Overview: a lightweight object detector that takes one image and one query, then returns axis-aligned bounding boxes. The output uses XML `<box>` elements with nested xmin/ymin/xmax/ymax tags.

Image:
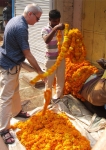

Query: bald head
<box><xmin>23</xmin><ymin>3</ymin><xmax>42</xmax><ymax>25</ymax></box>
<box><xmin>24</xmin><ymin>3</ymin><xmax>42</xmax><ymax>15</ymax></box>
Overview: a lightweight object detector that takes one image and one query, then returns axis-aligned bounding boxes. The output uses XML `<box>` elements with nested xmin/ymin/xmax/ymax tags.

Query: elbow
<box><xmin>45</xmin><ymin>41</ymin><xmax>49</xmax><ymax>44</ymax></box>
<box><xmin>45</xmin><ymin>39</ymin><xmax>50</xmax><ymax>44</ymax></box>
<box><xmin>43</xmin><ymin>35</ymin><xmax>50</xmax><ymax>44</ymax></box>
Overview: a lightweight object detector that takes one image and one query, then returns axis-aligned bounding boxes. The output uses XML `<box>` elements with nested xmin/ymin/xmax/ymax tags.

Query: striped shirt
<box><xmin>0</xmin><ymin>15</ymin><xmax>29</xmax><ymax>70</ymax></box>
<box><xmin>41</xmin><ymin>23</ymin><xmax>58</xmax><ymax>59</ymax></box>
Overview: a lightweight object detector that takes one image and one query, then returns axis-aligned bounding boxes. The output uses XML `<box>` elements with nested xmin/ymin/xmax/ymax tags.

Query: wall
<box><xmin>0</xmin><ymin>7</ymin><xmax>3</xmax><ymax>20</ymax></box>
<box><xmin>82</xmin><ymin>0</ymin><xmax>106</xmax><ymax>67</ymax></box>
<box><xmin>73</xmin><ymin>0</ymin><xmax>82</xmax><ymax>31</ymax></box>
<box><xmin>54</xmin><ymin>0</ymin><xmax>73</xmax><ymax>29</ymax></box>
<box><xmin>53</xmin><ymin>0</ymin><xmax>82</xmax><ymax>31</ymax></box>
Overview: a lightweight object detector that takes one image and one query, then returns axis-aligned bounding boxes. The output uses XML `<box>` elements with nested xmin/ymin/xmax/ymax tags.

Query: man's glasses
<box><xmin>32</xmin><ymin>13</ymin><xmax>40</xmax><ymax>21</ymax></box>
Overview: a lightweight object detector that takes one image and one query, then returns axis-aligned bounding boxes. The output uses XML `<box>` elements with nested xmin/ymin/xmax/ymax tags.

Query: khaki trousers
<box><xmin>0</xmin><ymin>66</ymin><xmax>21</xmax><ymax>131</ymax></box>
<box><xmin>45</xmin><ymin>59</ymin><xmax>65</xmax><ymax>99</ymax></box>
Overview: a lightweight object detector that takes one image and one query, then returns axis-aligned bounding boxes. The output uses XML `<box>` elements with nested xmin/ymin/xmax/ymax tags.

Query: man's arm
<box><xmin>23</xmin><ymin>49</ymin><xmax>43</xmax><ymax>74</ymax></box>
<box><xmin>43</xmin><ymin>23</ymin><xmax>65</xmax><ymax>44</ymax></box>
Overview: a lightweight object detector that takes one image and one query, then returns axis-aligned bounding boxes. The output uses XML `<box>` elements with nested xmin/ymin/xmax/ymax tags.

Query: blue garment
<box><xmin>0</xmin><ymin>15</ymin><xmax>30</xmax><ymax>70</ymax></box>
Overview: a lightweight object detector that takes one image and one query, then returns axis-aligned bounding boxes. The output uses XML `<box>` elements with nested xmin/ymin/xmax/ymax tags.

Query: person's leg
<box><xmin>54</xmin><ymin>59</ymin><xmax>65</xmax><ymax>99</ymax></box>
<box><xmin>0</xmin><ymin>66</ymin><xmax>20</xmax><ymax>143</ymax></box>
<box><xmin>12</xmin><ymin>66</ymin><xmax>21</xmax><ymax>117</ymax></box>
<box><xmin>11</xmin><ymin>66</ymin><xmax>30</xmax><ymax>118</ymax></box>
<box><xmin>0</xmin><ymin>66</ymin><xmax>21</xmax><ymax>131</ymax></box>
<box><xmin>44</xmin><ymin>60</ymin><xmax>56</xmax><ymax>100</ymax></box>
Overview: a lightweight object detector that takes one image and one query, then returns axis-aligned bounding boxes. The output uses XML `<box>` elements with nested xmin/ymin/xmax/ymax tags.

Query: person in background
<box><xmin>41</xmin><ymin>9</ymin><xmax>65</xmax><ymax>103</ymax></box>
<box><xmin>2</xmin><ymin>0</ymin><xmax>12</xmax><ymax>28</ymax></box>
<box><xmin>0</xmin><ymin>3</ymin><xmax>43</xmax><ymax>144</ymax></box>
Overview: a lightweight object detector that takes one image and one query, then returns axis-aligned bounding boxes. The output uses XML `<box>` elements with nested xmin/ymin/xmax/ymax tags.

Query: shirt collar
<box><xmin>22</xmin><ymin>15</ymin><xmax>28</xmax><ymax>28</ymax></box>
<box><xmin>47</xmin><ymin>23</ymin><xmax>52</xmax><ymax>30</ymax></box>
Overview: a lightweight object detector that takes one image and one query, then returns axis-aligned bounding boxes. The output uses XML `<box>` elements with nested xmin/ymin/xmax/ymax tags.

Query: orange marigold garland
<box><xmin>64</xmin><ymin>29</ymin><xmax>98</xmax><ymax>100</ymax></box>
<box><xmin>67</xmin><ymin>29</ymin><xmax>86</xmax><ymax>63</ymax></box>
<box><xmin>64</xmin><ymin>60</ymin><xmax>98</xmax><ymax>100</ymax></box>
<box><xmin>30</xmin><ymin>23</ymin><xmax>70</xmax><ymax>85</ymax></box>
<box><xmin>56</xmin><ymin>26</ymin><xmax>98</xmax><ymax>100</ymax></box>
<box><xmin>57</xmin><ymin>30</ymin><xmax>62</xmax><ymax>53</ymax></box>
<box><xmin>42</xmin><ymin>88</ymin><xmax>51</xmax><ymax>115</ymax></box>
<box><xmin>11</xmin><ymin>110</ymin><xmax>91</xmax><ymax>150</ymax></box>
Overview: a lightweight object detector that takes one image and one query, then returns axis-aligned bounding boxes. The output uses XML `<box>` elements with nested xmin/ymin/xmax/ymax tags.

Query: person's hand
<box><xmin>42</xmin><ymin>77</ymin><xmax>47</xmax><ymax>83</ymax></box>
<box><xmin>38</xmin><ymin>70</ymin><xmax>47</xmax><ymax>83</ymax></box>
<box><xmin>54</xmin><ymin>23</ymin><xmax>65</xmax><ymax>31</ymax></box>
<box><xmin>38</xmin><ymin>70</ymin><xmax>44</xmax><ymax>74</ymax></box>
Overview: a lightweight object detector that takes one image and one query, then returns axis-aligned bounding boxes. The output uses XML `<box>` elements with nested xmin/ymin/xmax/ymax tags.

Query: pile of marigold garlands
<box><xmin>10</xmin><ymin>89</ymin><xmax>91</xmax><ymax>149</ymax></box>
<box><xmin>11</xmin><ymin>110</ymin><xmax>91</xmax><ymax>150</ymax></box>
<box><xmin>30</xmin><ymin>23</ymin><xmax>98</xmax><ymax>100</ymax></box>
<box><xmin>63</xmin><ymin>27</ymin><xmax>98</xmax><ymax>100</ymax></box>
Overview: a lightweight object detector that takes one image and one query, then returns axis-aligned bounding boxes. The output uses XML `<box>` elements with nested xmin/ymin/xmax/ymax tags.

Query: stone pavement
<box><xmin>19</xmin><ymin>68</ymin><xmax>45</xmax><ymax>111</ymax></box>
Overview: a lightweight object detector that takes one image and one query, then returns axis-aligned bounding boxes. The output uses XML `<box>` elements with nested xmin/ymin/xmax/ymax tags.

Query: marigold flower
<box><xmin>11</xmin><ymin>110</ymin><xmax>91</xmax><ymax>150</ymax></box>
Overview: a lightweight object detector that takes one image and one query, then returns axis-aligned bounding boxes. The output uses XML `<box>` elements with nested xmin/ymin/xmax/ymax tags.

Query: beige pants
<box><xmin>0</xmin><ymin>66</ymin><xmax>21</xmax><ymax>131</ymax></box>
<box><xmin>45</xmin><ymin>59</ymin><xmax>65</xmax><ymax>99</ymax></box>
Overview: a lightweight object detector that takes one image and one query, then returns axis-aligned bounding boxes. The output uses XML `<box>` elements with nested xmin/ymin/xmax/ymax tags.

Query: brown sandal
<box><xmin>0</xmin><ymin>129</ymin><xmax>15</xmax><ymax>144</ymax></box>
<box><xmin>15</xmin><ymin>110</ymin><xmax>30</xmax><ymax>118</ymax></box>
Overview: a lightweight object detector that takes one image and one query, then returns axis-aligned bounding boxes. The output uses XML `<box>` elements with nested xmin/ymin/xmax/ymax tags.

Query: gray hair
<box><xmin>24</xmin><ymin>3</ymin><xmax>42</xmax><ymax>14</ymax></box>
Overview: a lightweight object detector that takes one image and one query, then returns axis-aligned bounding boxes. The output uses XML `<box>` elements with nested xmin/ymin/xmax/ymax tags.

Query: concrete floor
<box><xmin>19</xmin><ymin>68</ymin><xmax>45</xmax><ymax>111</ymax></box>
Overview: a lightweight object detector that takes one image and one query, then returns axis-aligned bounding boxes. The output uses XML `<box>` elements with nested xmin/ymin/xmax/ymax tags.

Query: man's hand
<box><xmin>39</xmin><ymin>70</ymin><xmax>47</xmax><ymax>83</ymax></box>
<box><xmin>38</xmin><ymin>70</ymin><xmax>44</xmax><ymax>74</ymax></box>
<box><xmin>54</xmin><ymin>23</ymin><xmax>65</xmax><ymax>31</ymax></box>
